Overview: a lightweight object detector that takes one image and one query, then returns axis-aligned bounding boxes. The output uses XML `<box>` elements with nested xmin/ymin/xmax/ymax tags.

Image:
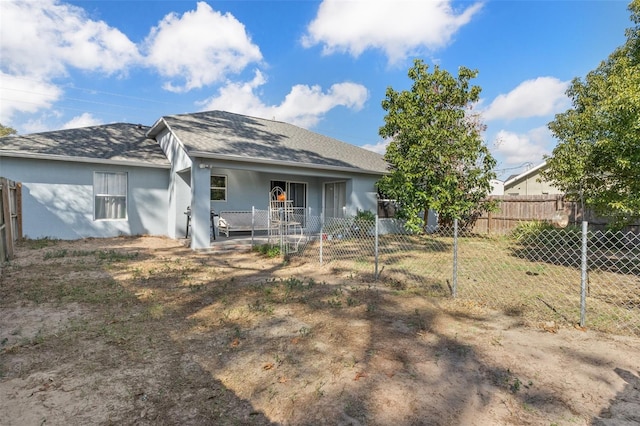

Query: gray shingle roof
<box><xmin>0</xmin><ymin>123</ymin><xmax>169</xmax><ymax>166</ymax></box>
<box><xmin>151</xmin><ymin>110</ymin><xmax>388</xmax><ymax>174</ymax></box>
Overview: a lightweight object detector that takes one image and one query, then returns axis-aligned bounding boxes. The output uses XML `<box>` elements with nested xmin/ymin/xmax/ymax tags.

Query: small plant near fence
<box><xmin>253</xmin><ymin>243</ymin><xmax>281</xmax><ymax>258</ymax></box>
<box><xmin>510</xmin><ymin>220</ymin><xmax>582</xmax><ymax>246</ymax></box>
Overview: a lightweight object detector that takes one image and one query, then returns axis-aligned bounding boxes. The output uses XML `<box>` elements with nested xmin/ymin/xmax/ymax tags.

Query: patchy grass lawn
<box><xmin>1</xmin><ymin>236</ymin><xmax>639</xmax><ymax>425</ymax></box>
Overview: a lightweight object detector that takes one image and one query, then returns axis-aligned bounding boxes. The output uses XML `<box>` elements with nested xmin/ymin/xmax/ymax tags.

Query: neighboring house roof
<box><xmin>147</xmin><ymin>110</ymin><xmax>388</xmax><ymax>174</ymax></box>
<box><xmin>504</xmin><ymin>161</ymin><xmax>548</xmax><ymax>188</ymax></box>
<box><xmin>0</xmin><ymin>123</ymin><xmax>170</xmax><ymax>168</ymax></box>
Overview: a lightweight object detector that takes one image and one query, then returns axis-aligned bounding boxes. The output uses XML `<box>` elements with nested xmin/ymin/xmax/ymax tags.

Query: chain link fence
<box><xmin>283</xmin><ymin>215</ymin><xmax>639</xmax><ymax>337</ymax></box>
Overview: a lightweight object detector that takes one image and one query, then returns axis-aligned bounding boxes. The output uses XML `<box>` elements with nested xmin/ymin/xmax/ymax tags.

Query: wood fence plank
<box><xmin>16</xmin><ymin>182</ymin><xmax>22</xmax><ymax>238</ymax></box>
<box><xmin>1</xmin><ymin>177</ymin><xmax>14</xmax><ymax>260</ymax></box>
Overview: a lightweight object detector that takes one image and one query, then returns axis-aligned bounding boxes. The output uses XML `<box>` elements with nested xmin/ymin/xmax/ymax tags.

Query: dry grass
<box><xmin>314</xmin><ymin>232</ymin><xmax>639</xmax><ymax>337</ymax></box>
<box><xmin>1</xmin><ymin>235</ymin><xmax>639</xmax><ymax>425</ymax></box>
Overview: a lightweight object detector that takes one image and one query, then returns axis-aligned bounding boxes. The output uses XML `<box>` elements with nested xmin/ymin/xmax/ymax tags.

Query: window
<box><xmin>210</xmin><ymin>175</ymin><xmax>227</xmax><ymax>201</ymax></box>
<box><xmin>94</xmin><ymin>172</ymin><xmax>127</xmax><ymax>220</ymax></box>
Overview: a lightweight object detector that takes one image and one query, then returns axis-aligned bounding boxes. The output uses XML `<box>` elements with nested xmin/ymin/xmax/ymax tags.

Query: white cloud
<box><xmin>0</xmin><ymin>0</ymin><xmax>139</xmax><ymax>126</ymax></box>
<box><xmin>62</xmin><ymin>113</ymin><xmax>103</xmax><ymax>129</ymax></box>
<box><xmin>22</xmin><ymin>118</ymin><xmax>55</xmax><ymax>134</ymax></box>
<box><xmin>143</xmin><ymin>2</ymin><xmax>263</xmax><ymax>93</ymax></box>
<box><xmin>302</xmin><ymin>0</ymin><xmax>482</xmax><ymax>63</ymax></box>
<box><xmin>0</xmin><ymin>73</ymin><xmax>62</xmax><ymax>123</ymax></box>
<box><xmin>483</xmin><ymin>77</ymin><xmax>570</xmax><ymax>121</ymax></box>
<box><xmin>199</xmin><ymin>71</ymin><xmax>369</xmax><ymax>128</ymax></box>
<box><xmin>361</xmin><ymin>139</ymin><xmax>390</xmax><ymax>155</ymax></box>
<box><xmin>0</xmin><ymin>0</ymin><xmax>140</xmax><ymax>79</ymax></box>
<box><xmin>493</xmin><ymin>127</ymin><xmax>552</xmax><ymax>167</ymax></box>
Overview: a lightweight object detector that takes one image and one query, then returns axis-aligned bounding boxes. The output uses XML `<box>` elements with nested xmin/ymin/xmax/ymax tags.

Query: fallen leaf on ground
<box><xmin>354</xmin><ymin>371</ymin><xmax>366</xmax><ymax>381</ymax></box>
<box><xmin>263</xmin><ymin>362</ymin><xmax>274</xmax><ymax>371</ymax></box>
<box><xmin>230</xmin><ymin>338</ymin><xmax>240</xmax><ymax>347</ymax></box>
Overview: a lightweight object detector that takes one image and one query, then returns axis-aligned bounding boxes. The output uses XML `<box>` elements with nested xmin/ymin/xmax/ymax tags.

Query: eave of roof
<box><xmin>191</xmin><ymin>151</ymin><xmax>385</xmax><ymax>175</ymax></box>
<box><xmin>504</xmin><ymin>161</ymin><xmax>548</xmax><ymax>186</ymax></box>
<box><xmin>0</xmin><ymin>150</ymin><xmax>170</xmax><ymax>169</ymax></box>
<box><xmin>146</xmin><ymin>117</ymin><xmax>169</xmax><ymax>138</ymax></box>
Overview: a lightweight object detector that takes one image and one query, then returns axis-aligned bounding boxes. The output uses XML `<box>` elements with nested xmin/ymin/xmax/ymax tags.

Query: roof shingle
<box><xmin>0</xmin><ymin>123</ymin><xmax>169</xmax><ymax>166</ymax></box>
<box><xmin>153</xmin><ymin>110</ymin><xmax>388</xmax><ymax>174</ymax></box>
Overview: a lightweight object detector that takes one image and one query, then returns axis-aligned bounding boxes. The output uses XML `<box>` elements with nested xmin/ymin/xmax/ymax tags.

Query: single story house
<box><xmin>503</xmin><ymin>161</ymin><xmax>562</xmax><ymax>196</ymax></box>
<box><xmin>489</xmin><ymin>179</ymin><xmax>505</xmax><ymax>196</ymax></box>
<box><xmin>0</xmin><ymin>110</ymin><xmax>388</xmax><ymax>249</ymax></box>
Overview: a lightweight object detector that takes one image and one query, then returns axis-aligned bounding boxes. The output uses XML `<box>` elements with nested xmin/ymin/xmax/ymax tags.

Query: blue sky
<box><xmin>0</xmin><ymin>0</ymin><xmax>632</xmax><ymax>179</ymax></box>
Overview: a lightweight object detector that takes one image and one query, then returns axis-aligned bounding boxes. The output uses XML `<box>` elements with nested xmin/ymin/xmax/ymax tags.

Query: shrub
<box><xmin>254</xmin><ymin>244</ymin><xmax>281</xmax><ymax>258</ymax></box>
<box><xmin>511</xmin><ymin>220</ymin><xmax>582</xmax><ymax>247</ymax></box>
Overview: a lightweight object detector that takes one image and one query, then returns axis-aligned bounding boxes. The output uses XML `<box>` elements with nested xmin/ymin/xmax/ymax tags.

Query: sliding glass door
<box><xmin>324</xmin><ymin>182</ymin><xmax>346</xmax><ymax>218</ymax></box>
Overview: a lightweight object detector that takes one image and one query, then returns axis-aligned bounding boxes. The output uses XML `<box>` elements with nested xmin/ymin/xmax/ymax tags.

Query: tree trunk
<box><xmin>422</xmin><ymin>202</ymin><xmax>429</xmax><ymax>230</ymax></box>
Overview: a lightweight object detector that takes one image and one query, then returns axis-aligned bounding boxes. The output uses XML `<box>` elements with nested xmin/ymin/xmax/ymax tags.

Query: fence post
<box><xmin>374</xmin><ymin>214</ymin><xmax>379</xmax><ymax>280</ymax></box>
<box><xmin>251</xmin><ymin>206</ymin><xmax>255</xmax><ymax>247</ymax></box>
<box><xmin>580</xmin><ymin>221</ymin><xmax>588</xmax><ymax>327</ymax></box>
<box><xmin>1</xmin><ymin>177</ymin><xmax>14</xmax><ymax>260</ymax></box>
<box><xmin>319</xmin><ymin>212</ymin><xmax>324</xmax><ymax>264</ymax></box>
<box><xmin>452</xmin><ymin>218</ymin><xmax>458</xmax><ymax>298</ymax></box>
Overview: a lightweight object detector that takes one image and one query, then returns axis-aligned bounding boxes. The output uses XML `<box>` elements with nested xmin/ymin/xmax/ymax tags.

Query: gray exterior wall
<box><xmin>209</xmin><ymin>167</ymin><xmax>323</xmax><ymax>213</ymax></box>
<box><xmin>0</xmin><ymin>156</ymin><xmax>169</xmax><ymax>239</ymax></box>
<box><xmin>156</xmin><ymin>128</ymin><xmax>192</xmax><ymax>239</ymax></box>
<box><xmin>347</xmin><ymin>175</ymin><xmax>379</xmax><ymax>216</ymax></box>
<box><xmin>206</xmin><ymin>163</ymin><xmax>379</xmax><ymax>216</ymax></box>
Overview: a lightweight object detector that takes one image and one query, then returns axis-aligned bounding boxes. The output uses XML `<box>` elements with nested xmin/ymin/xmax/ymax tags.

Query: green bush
<box><xmin>253</xmin><ymin>244</ymin><xmax>281</xmax><ymax>258</ymax></box>
<box><xmin>355</xmin><ymin>209</ymin><xmax>375</xmax><ymax>222</ymax></box>
<box><xmin>510</xmin><ymin>221</ymin><xmax>554</xmax><ymax>242</ymax></box>
<box><xmin>511</xmin><ymin>221</ymin><xmax>582</xmax><ymax>247</ymax></box>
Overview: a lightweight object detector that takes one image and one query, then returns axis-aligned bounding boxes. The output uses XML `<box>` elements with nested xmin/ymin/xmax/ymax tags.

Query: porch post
<box><xmin>191</xmin><ymin>160</ymin><xmax>211</xmax><ymax>250</ymax></box>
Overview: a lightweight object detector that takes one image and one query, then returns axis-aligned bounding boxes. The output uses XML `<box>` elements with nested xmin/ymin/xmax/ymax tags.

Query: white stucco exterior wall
<box><xmin>0</xmin><ymin>156</ymin><xmax>170</xmax><ymax>240</ymax></box>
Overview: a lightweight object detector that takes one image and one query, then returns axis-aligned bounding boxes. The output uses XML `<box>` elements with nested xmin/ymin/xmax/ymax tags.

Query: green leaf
<box><xmin>376</xmin><ymin>59</ymin><xmax>497</xmax><ymax>230</ymax></box>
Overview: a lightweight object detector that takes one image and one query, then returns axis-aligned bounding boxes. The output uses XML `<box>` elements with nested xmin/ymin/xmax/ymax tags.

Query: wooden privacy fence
<box><xmin>471</xmin><ymin>194</ymin><xmax>639</xmax><ymax>234</ymax></box>
<box><xmin>472</xmin><ymin>195</ymin><xmax>571</xmax><ymax>234</ymax></box>
<box><xmin>0</xmin><ymin>177</ymin><xmax>22</xmax><ymax>265</ymax></box>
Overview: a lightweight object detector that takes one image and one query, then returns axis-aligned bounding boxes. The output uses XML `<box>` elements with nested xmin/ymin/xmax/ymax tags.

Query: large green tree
<box><xmin>0</xmin><ymin>124</ymin><xmax>17</xmax><ymax>137</ymax></box>
<box><xmin>377</xmin><ymin>59</ymin><xmax>496</xmax><ymax>231</ymax></box>
<box><xmin>544</xmin><ymin>0</ymin><xmax>640</xmax><ymax>227</ymax></box>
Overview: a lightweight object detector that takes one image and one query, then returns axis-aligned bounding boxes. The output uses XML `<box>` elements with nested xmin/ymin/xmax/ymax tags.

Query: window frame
<box><xmin>210</xmin><ymin>174</ymin><xmax>227</xmax><ymax>202</ymax></box>
<box><xmin>93</xmin><ymin>171</ymin><xmax>128</xmax><ymax>221</ymax></box>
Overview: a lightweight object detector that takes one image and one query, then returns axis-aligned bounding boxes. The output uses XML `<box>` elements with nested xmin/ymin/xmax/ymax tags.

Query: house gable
<box><xmin>147</xmin><ymin>110</ymin><xmax>388</xmax><ymax>175</ymax></box>
<box><xmin>503</xmin><ymin>162</ymin><xmax>562</xmax><ymax>196</ymax></box>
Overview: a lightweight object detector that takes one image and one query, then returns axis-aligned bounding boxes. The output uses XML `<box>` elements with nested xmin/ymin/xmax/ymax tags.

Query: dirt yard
<box><xmin>1</xmin><ymin>236</ymin><xmax>638</xmax><ymax>425</ymax></box>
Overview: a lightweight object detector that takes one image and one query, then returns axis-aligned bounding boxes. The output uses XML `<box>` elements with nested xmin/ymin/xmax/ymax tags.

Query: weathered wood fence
<box><xmin>0</xmin><ymin>177</ymin><xmax>22</xmax><ymax>265</ymax></box>
<box><xmin>471</xmin><ymin>194</ymin><xmax>639</xmax><ymax>234</ymax></box>
<box><xmin>471</xmin><ymin>195</ymin><xmax>566</xmax><ymax>234</ymax></box>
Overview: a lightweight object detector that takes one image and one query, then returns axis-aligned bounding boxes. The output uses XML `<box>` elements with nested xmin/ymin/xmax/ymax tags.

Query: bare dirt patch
<box><xmin>1</xmin><ymin>236</ymin><xmax>638</xmax><ymax>425</ymax></box>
